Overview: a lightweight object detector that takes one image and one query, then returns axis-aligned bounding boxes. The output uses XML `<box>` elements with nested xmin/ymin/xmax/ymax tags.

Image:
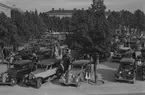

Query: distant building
<box><xmin>0</xmin><ymin>3</ymin><xmax>23</xmax><ymax>17</ymax></box>
<box><xmin>47</xmin><ymin>8</ymin><xmax>78</xmax><ymax>18</ymax></box>
<box><xmin>46</xmin><ymin>8</ymin><xmax>112</xmax><ymax>19</ymax></box>
<box><xmin>0</xmin><ymin>3</ymin><xmax>13</xmax><ymax>17</ymax></box>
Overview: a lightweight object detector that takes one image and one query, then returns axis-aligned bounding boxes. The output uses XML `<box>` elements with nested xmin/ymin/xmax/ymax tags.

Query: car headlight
<box><xmin>119</xmin><ymin>71</ymin><xmax>122</xmax><ymax>74</ymax></box>
<box><xmin>128</xmin><ymin>72</ymin><xmax>131</xmax><ymax>75</ymax></box>
<box><xmin>29</xmin><ymin>73</ymin><xmax>36</xmax><ymax>79</ymax></box>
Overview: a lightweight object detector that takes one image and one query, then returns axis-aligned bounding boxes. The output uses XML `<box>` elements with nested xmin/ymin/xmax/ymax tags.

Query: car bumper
<box><xmin>115</xmin><ymin>75</ymin><xmax>134</xmax><ymax>82</ymax></box>
<box><xmin>0</xmin><ymin>77</ymin><xmax>12</xmax><ymax>85</ymax></box>
<box><xmin>23</xmin><ymin>79</ymin><xmax>37</xmax><ymax>86</ymax></box>
<box><xmin>59</xmin><ymin>77</ymin><xmax>78</xmax><ymax>85</ymax></box>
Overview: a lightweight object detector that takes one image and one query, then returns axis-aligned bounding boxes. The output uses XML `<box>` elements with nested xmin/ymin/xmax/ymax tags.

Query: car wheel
<box><xmin>36</xmin><ymin>78</ymin><xmax>42</xmax><ymax>89</ymax></box>
<box><xmin>10</xmin><ymin>78</ymin><xmax>17</xmax><ymax>86</ymax></box>
<box><xmin>76</xmin><ymin>78</ymin><xmax>81</xmax><ymax>87</ymax></box>
<box><xmin>80</xmin><ymin>73</ymin><xmax>85</xmax><ymax>82</ymax></box>
<box><xmin>130</xmin><ymin>78</ymin><xmax>135</xmax><ymax>84</ymax></box>
<box><xmin>114</xmin><ymin>78</ymin><xmax>118</xmax><ymax>82</ymax></box>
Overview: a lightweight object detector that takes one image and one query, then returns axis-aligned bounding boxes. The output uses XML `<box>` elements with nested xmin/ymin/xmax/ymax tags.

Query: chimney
<box><xmin>82</xmin><ymin>8</ymin><xmax>84</xmax><ymax>11</ymax></box>
<box><xmin>73</xmin><ymin>8</ymin><xmax>77</xmax><ymax>11</ymax></box>
<box><xmin>52</xmin><ymin>8</ymin><xmax>54</xmax><ymax>11</ymax></box>
<box><xmin>59</xmin><ymin>8</ymin><xmax>61</xmax><ymax>10</ymax></box>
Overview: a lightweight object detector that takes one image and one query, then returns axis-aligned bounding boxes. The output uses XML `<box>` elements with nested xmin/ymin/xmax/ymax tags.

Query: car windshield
<box><xmin>9</xmin><ymin>64</ymin><xmax>22</xmax><ymax>69</ymax></box>
<box><xmin>72</xmin><ymin>64</ymin><xmax>82</xmax><ymax>69</ymax></box>
<box><xmin>37</xmin><ymin>64</ymin><xmax>47</xmax><ymax>70</ymax></box>
<box><xmin>121</xmin><ymin>63</ymin><xmax>134</xmax><ymax>69</ymax></box>
<box><xmin>118</xmin><ymin>49</ymin><xmax>128</xmax><ymax>54</ymax></box>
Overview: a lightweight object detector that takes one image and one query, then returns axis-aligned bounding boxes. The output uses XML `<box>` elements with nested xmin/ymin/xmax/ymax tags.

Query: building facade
<box><xmin>47</xmin><ymin>8</ymin><xmax>77</xmax><ymax>19</ymax></box>
<box><xmin>0</xmin><ymin>3</ymin><xmax>13</xmax><ymax>17</ymax></box>
<box><xmin>0</xmin><ymin>3</ymin><xmax>23</xmax><ymax>18</ymax></box>
<box><xmin>47</xmin><ymin>8</ymin><xmax>111</xmax><ymax>19</ymax></box>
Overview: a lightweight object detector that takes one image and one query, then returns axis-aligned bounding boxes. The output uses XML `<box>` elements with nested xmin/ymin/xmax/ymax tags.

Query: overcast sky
<box><xmin>1</xmin><ymin>0</ymin><xmax>145</xmax><ymax>13</ymax></box>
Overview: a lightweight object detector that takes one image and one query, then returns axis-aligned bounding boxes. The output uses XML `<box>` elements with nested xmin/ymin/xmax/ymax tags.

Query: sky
<box><xmin>1</xmin><ymin>0</ymin><xmax>145</xmax><ymax>13</ymax></box>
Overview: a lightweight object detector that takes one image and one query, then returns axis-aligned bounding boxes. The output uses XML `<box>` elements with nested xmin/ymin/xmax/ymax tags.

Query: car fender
<box><xmin>34</xmin><ymin>68</ymin><xmax>57</xmax><ymax>78</ymax></box>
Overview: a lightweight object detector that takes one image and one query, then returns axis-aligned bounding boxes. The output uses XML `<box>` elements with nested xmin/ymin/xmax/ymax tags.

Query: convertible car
<box><xmin>22</xmin><ymin>59</ymin><xmax>62</xmax><ymax>89</ymax></box>
<box><xmin>115</xmin><ymin>58</ymin><xmax>136</xmax><ymax>84</ymax></box>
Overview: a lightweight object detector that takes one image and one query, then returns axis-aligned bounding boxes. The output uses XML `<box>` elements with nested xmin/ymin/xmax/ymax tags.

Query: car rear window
<box><xmin>119</xmin><ymin>50</ymin><xmax>128</xmax><ymax>54</ymax></box>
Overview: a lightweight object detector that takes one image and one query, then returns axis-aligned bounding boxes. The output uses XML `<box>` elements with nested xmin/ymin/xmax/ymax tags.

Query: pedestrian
<box><xmin>132</xmin><ymin>49</ymin><xmax>136</xmax><ymax>60</ymax></box>
<box><xmin>0</xmin><ymin>43</ymin><xmax>4</xmax><ymax>64</ymax></box>
<box><xmin>62</xmin><ymin>54</ymin><xmax>71</xmax><ymax>74</ymax></box>
<box><xmin>88</xmin><ymin>52</ymin><xmax>105</xmax><ymax>85</ymax></box>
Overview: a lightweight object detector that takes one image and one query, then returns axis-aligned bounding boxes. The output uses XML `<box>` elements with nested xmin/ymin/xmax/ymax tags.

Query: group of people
<box><xmin>60</xmin><ymin>50</ymin><xmax>104</xmax><ymax>84</ymax></box>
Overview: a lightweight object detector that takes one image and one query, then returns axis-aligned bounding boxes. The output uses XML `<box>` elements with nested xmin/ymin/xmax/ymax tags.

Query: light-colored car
<box><xmin>59</xmin><ymin>60</ymin><xmax>90</xmax><ymax>87</ymax></box>
<box><xmin>23</xmin><ymin>59</ymin><xmax>61</xmax><ymax>89</ymax></box>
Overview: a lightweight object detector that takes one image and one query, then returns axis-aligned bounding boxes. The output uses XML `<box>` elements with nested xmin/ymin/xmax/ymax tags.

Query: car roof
<box><xmin>72</xmin><ymin>60</ymin><xmax>90</xmax><ymax>65</ymax></box>
<box><xmin>119</xmin><ymin>47</ymin><xmax>130</xmax><ymax>50</ymax></box>
<box><xmin>38</xmin><ymin>59</ymin><xmax>61</xmax><ymax>65</ymax></box>
<box><xmin>13</xmin><ymin>60</ymin><xmax>32</xmax><ymax>65</ymax></box>
<box><xmin>120</xmin><ymin>58</ymin><xmax>135</xmax><ymax>64</ymax></box>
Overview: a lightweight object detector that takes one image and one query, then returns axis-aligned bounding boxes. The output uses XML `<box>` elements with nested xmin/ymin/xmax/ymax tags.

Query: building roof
<box><xmin>47</xmin><ymin>8</ymin><xmax>112</xmax><ymax>17</ymax></box>
<box><xmin>47</xmin><ymin>9</ymin><xmax>76</xmax><ymax>14</ymax></box>
<box><xmin>0</xmin><ymin>3</ymin><xmax>13</xmax><ymax>9</ymax></box>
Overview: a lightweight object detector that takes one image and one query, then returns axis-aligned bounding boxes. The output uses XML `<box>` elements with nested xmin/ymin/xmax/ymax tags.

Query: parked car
<box><xmin>112</xmin><ymin>48</ymin><xmax>131</xmax><ymax>62</ymax></box>
<box><xmin>36</xmin><ymin>48</ymin><xmax>52</xmax><ymax>61</ymax></box>
<box><xmin>136</xmin><ymin>56</ymin><xmax>145</xmax><ymax>80</ymax></box>
<box><xmin>115</xmin><ymin>58</ymin><xmax>136</xmax><ymax>84</ymax></box>
<box><xmin>0</xmin><ymin>60</ymin><xmax>36</xmax><ymax>86</ymax></box>
<box><xmin>22</xmin><ymin>59</ymin><xmax>61</xmax><ymax>89</ymax></box>
<box><xmin>59</xmin><ymin>60</ymin><xmax>90</xmax><ymax>87</ymax></box>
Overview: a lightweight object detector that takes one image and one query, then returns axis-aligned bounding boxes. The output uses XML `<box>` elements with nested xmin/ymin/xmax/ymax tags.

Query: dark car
<box><xmin>112</xmin><ymin>48</ymin><xmax>131</xmax><ymax>62</ymax></box>
<box><xmin>115</xmin><ymin>58</ymin><xmax>136</xmax><ymax>84</ymax></box>
<box><xmin>0</xmin><ymin>60</ymin><xmax>36</xmax><ymax>86</ymax></box>
<box><xmin>36</xmin><ymin>48</ymin><xmax>52</xmax><ymax>60</ymax></box>
<box><xmin>136</xmin><ymin>56</ymin><xmax>145</xmax><ymax>80</ymax></box>
<box><xmin>59</xmin><ymin>60</ymin><xmax>90</xmax><ymax>87</ymax></box>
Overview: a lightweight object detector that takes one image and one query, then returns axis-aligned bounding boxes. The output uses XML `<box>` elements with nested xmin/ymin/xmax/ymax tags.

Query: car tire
<box><xmin>10</xmin><ymin>78</ymin><xmax>17</xmax><ymax>86</ymax></box>
<box><xmin>114</xmin><ymin>78</ymin><xmax>118</xmax><ymax>82</ymax></box>
<box><xmin>76</xmin><ymin>78</ymin><xmax>81</xmax><ymax>87</ymax></box>
<box><xmin>130</xmin><ymin>78</ymin><xmax>135</xmax><ymax>84</ymax></box>
<box><xmin>36</xmin><ymin>78</ymin><xmax>42</xmax><ymax>89</ymax></box>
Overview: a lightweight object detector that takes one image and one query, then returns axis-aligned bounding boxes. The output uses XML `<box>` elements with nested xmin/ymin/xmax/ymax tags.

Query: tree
<box><xmin>134</xmin><ymin>10</ymin><xmax>145</xmax><ymax>32</ymax></box>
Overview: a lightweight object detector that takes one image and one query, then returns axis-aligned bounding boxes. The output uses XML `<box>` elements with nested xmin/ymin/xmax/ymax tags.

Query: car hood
<box><xmin>5</xmin><ymin>68</ymin><xmax>18</xmax><ymax>75</ymax></box>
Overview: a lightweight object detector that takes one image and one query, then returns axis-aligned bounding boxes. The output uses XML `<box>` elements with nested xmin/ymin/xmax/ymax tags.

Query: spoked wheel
<box><xmin>10</xmin><ymin>78</ymin><xmax>17</xmax><ymax>86</ymax></box>
<box><xmin>36</xmin><ymin>78</ymin><xmax>42</xmax><ymax>89</ymax></box>
<box><xmin>76</xmin><ymin>78</ymin><xmax>81</xmax><ymax>87</ymax></box>
<box><xmin>130</xmin><ymin>77</ymin><xmax>135</xmax><ymax>84</ymax></box>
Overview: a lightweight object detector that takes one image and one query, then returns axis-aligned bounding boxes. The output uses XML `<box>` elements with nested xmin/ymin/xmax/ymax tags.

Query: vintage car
<box><xmin>36</xmin><ymin>48</ymin><xmax>52</xmax><ymax>61</ymax></box>
<box><xmin>115</xmin><ymin>58</ymin><xmax>136</xmax><ymax>84</ymax></box>
<box><xmin>112</xmin><ymin>47</ymin><xmax>131</xmax><ymax>62</ymax></box>
<box><xmin>22</xmin><ymin>59</ymin><xmax>61</xmax><ymax>89</ymax></box>
<box><xmin>59</xmin><ymin>60</ymin><xmax>90</xmax><ymax>87</ymax></box>
<box><xmin>136</xmin><ymin>56</ymin><xmax>145</xmax><ymax>80</ymax></box>
<box><xmin>0</xmin><ymin>60</ymin><xmax>36</xmax><ymax>86</ymax></box>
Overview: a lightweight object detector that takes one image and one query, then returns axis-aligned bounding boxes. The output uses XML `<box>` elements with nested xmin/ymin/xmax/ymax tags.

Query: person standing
<box><xmin>132</xmin><ymin>49</ymin><xmax>136</xmax><ymax>60</ymax></box>
<box><xmin>0</xmin><ymin>43</ymin><xmax>4</xmax><ymax>64</ymax></box>
<box><xmin>89</xmin><ymin>52</ymin><xmax>104</xmax><ymax>85</ymax></box>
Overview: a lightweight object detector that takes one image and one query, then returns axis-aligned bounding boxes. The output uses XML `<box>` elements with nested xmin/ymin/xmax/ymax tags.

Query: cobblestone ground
<box><xmin>0</xmin><ymin>59</ymin><xmax>144</xmax><ymax>95</ymax></box>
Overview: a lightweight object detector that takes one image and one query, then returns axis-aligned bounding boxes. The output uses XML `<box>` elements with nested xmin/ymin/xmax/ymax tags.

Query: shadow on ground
<box><xmin>97</xmin><ymin>68</ymin><xmax>116</xmax><ymax>82</ymax></box>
